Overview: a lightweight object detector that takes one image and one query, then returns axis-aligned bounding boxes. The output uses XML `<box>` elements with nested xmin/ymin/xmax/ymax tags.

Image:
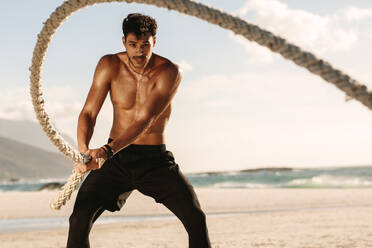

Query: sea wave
<box><xmin>213</xmin><ymin>182</ymin><xmax>269</xmax><ymax>189</ymax></box>
<box><xmin>2</xmin><ymin>166</ymin><xmax>372</xmax><ymax>191</ymax></box>
<box><xmin>0</xmin><ymin>177</ymin><xmax>68</xmax><ymax>192</ymax></box>
<box><xmin>284</xmin><ymin>174</ymin><xmax>372</xmax><ymax>188</ymax></box>
<box><xmin>0</xmin><ymin>177</ymin><xmax>68</xmax><ymax>185</ymax></box>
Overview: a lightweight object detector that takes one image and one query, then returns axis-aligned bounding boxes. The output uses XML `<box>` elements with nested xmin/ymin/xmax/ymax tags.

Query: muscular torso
<box><xmin>108</xmin><ymin>52</ymin><xmax>172</xmax><ymax>145</ymax></box>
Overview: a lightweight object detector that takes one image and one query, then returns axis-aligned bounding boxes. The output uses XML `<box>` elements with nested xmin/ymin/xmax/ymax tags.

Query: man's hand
<box><xmin>74</xmin><ymin>148</ymin><xmax>107</xmax><ymax>173</ymax></box>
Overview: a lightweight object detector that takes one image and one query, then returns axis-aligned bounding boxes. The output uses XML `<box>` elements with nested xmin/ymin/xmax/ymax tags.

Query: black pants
<box><xmin>67</xmin><ymin>141</ymin><xmax>211</xmax><ymax>248</ymax></box>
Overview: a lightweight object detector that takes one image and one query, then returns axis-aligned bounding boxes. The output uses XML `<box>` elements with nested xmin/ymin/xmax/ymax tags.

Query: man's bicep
<box><xmin>81</xmin><ymin>56</ymin><xmax>113</xmax><ymax>117</ymax></box>
<box><xmin>82</xmin><ymin>82</ymin><xmax>109</xmax><ymax>117</ymax></box>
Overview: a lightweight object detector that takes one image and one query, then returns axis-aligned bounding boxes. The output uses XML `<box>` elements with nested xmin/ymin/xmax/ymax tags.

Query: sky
<box><xmin>1</xmin><ymin>0</ymin><xmax>372</xmax><ymax>173</ymax></box>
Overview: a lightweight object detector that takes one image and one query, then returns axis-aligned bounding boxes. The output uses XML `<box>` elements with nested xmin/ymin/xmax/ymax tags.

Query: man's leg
<box><xmin>67</xmin><ymin>189</ymin><xmax>105</xmax><ymax>248</ymax></box>
<box><xmin>162</xmin><ymin>185</ymin><xmax>211</xmax><ymax>248</ymax></box>
<box><xmin>66</xmin><ymin>155</ymin><xmax>132</xmax><ymax>248</ymax></box>
<box><xmin>136</xmin><ymin>162</ymin><xmax>211</xmax><ymax>248</ymax></box>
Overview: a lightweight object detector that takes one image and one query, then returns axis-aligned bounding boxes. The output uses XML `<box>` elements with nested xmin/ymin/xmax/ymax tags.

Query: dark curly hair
<box><xmin>122</xmin><ymin>13</ymin><xmax>158</xmax><ymax>39</ymax></box>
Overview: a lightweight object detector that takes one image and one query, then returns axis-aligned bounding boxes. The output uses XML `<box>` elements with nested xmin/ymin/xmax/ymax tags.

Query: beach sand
<box><xmin>1</xmin><ymin>188</ymin><xmax>372</xmax><ymax>247</ymax></box>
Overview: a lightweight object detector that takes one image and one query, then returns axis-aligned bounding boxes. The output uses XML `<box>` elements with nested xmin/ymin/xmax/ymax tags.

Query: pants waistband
<box><xmin>108</xmin><ymin>138</ymin><xmax>166</xmax><ymax>153</ymax></box>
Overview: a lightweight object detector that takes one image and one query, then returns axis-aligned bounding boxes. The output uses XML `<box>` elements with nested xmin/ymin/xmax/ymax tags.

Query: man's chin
<box><xmin>136</xmin><ymin>62</ymin><xmax>146</xmax><ymax>67</ymax></box>
<box><xmin>131</xmin><ymin>58</ymin><xmax>147</xmax><ymax>68</ymax></box>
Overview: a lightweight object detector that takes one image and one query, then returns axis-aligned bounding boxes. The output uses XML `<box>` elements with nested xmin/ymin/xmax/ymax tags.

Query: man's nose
<box><xmin>136</xmin><ymin>46</ymin><xmax>144</xmax><ymax>55</ymax></box>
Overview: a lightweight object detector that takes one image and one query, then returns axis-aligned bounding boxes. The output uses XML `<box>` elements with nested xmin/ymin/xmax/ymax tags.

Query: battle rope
<box><xmin>30</xmin><ymin>0</ymin><xmax>372</xmax><ymax>209</ymax></box>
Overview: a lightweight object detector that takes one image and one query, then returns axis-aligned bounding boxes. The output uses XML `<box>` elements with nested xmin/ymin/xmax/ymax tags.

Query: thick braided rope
<box><xmin>30</xmin><ymin>0</ymin><xmax>372</xmax><ymax>210</ymax></box>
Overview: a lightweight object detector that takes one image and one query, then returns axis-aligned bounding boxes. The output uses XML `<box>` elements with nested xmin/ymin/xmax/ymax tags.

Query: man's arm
<box><xmin>108</xmin><ymin>63</ymin><xmax>181</xmax><ymax>153</ymax></box>
<box><xmin>77</xmin><ymin>55</ymin><xmax>113</xmax><ymax>153</ymax></box>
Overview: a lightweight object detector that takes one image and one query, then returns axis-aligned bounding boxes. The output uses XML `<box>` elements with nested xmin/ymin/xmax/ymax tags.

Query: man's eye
<box><xmin>130</xmin><ymin>44</ymin><xmax>136</xmax><ymax>47</ymax></box>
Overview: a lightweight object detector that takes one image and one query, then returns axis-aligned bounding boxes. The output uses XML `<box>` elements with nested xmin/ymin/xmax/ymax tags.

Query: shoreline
<box><xmin>1</xmin><ymin>203</ymin><xmax>370</xmax><ymax>234</ymax></box>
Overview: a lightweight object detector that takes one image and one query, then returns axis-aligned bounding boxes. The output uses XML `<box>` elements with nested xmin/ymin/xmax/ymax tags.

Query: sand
<box><xmin>1</xmin><ymin>188</ymin><xmax>372</xmax><ymax>247</ymax></box>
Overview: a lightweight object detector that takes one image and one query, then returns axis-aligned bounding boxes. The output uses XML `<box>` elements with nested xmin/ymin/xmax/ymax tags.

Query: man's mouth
<box><xmin>133</xmin><ymin>56</ymin><xmax>146</xmax><ymax>62</ymax></box>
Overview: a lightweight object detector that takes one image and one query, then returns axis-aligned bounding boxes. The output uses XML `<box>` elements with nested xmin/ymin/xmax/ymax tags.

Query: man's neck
<box><xmin>127</xmin><ymin>54</ymin><xmax>154</xmax><ymax>76</ymax></box>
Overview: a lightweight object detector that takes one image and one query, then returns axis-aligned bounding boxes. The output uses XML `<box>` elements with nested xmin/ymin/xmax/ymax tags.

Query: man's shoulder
<box><xmin>93</xmin><ymin>53</ymin><xmax>124</xmax><ymax>79</ymax></box>
<box><xmin>152</xmin><ymin>55</ymin><xmax>181</xmax><ymax>88</ymax></box>
<box><xmin>153</xmin><ymin>54</ymin><xmax>180</xmax><ymax>76</ymax></box>
<box><xmin>98</xmin><ymin>53</ymin><xmax>122</xmax><ymax>67</ymax></box>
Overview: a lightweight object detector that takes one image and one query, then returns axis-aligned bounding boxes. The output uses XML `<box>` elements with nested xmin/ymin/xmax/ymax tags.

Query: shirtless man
<box><xmin>67</xmin><ymin>13</ymin><xmax>211</xmax><ymax>248</ymax></box>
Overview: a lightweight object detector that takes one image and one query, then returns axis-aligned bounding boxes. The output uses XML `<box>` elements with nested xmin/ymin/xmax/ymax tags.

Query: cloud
<box><xmin>0</xmin><ymin>86</ymin><xmax>114</xmax><ymax>144</ymax></box>
<box><xmin>169</xmin><ymin>71</ymin><xmax>372</xmax><ymax>171</ymax></box>
<box><xmin>42</xmin><ymin>86</ymin><xmax>84</xmax><ymax>120</ymax></box>
<box><xmin>342</xmin><ymin>6</ymin><xmax>372</xmax><ymax>22</ymax></box>
<box><xmin>232</xmin><ymin>0</ymin><xmax>372</xmax><ymax>63</ymax></box>
<box><xmin>176</xmin><ymin>70</ymin><xmax>351</xmax><ymax>123</ymax></box>
<box><xmin>0</xmin><ymin>88</ymin><xmax>35</xmax><ymax>121</ymax></box>
<box><xmin>175</xmin><ymin>69</ymin><xmax>372</xmax><ymax>129</ymax></box>
<box><xmin>177</xmin><ymin>60</ymin><xmax>193</xmax><ymax>73</ymax></box>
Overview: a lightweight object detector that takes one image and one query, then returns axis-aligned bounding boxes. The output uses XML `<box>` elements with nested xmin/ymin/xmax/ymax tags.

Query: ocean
<box><xmin>1</xmin><ymin>165</ymin><xmax>372</xmax><ymax>233</ymax></box>
<box><xmin>1</xmin><ymin>165</ymin><xmax>372</xmax><ymax>192</ymax></box>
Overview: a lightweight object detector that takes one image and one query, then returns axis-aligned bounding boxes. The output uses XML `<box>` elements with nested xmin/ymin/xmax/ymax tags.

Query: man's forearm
<box><xmin>77</xmin><ymin>112</ymin><xmax>96</xmax><ymax>153</ymax></box>
<box><xmin>109</xmin><ymin>118</ymin><xmax>151</xmax><ymax>153</ymax></box>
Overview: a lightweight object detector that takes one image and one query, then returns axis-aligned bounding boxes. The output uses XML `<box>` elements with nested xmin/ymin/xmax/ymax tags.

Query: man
<box><xmin>67</xmin><ymin>13</ymin><xmax>211</xmax><ymax>248</ymax></box>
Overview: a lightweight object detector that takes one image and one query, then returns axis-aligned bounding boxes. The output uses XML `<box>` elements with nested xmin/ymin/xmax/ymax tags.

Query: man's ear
<box><xmin>122</xmin><ymin>36</ymin><xmax>126</xmax><ymax>45</ymax></box>
<box><xmin>153</xmin><ymin>36</ymin><xmax>156</xmax><ymax>47</ymax></box>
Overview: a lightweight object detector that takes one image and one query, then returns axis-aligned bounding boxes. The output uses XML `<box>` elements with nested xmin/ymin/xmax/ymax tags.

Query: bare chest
<box><xmin>110</xmin><ymin>69</ymin><xmax>156</xmax><ymax>110</ymax></box>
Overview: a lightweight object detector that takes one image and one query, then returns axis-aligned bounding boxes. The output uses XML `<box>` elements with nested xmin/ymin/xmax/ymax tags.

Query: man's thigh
<box><xmin>77</xmin><ymin>157</ymin><xmax>134</xmax><ymax>212</ymax></box>
<box><xmin>136</xmin><ymin>161</ymin><xmax>198</xmax><ymax>205</ymax></box>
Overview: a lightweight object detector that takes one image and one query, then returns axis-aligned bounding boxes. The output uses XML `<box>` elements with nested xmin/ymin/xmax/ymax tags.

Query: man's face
<box><xmin>123</xmin><ymin>32</ymin><xmax>156</xmax><ymax>69</ymax></box>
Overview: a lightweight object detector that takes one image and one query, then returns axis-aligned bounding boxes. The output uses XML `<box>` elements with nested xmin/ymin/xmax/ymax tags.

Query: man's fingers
<box><xmin>80</xmin><ymin>150</ymin><xmax>92</xmax><ymax>164</ymax></box>
<box><xmin>82</xmin><ymin>154</ymin><xmax>93</xmax><ymax>164</ymax></box>
<box><xmin>73</xmin><ymin>162</ymin><xmax>89</xmax><ymax>173</ymax></box>
<box><xmin>76</xmin><ymin>165</ymin><xmax>85</xmax><ymax>173</ymax></box>
<box><xmin>74</xmin><ymin>148</ymin><xmax>104</xmax><ymax>172</ymax></box>
<box><xmin>95</xmin><ymin>158</ymin><xmax>105</xmax><ymax>169</ymax></box>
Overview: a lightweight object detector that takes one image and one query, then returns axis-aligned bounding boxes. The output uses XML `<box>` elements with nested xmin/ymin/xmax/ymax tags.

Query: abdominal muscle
<box><xmin>108</xmin><ymin>104</ymin><xmax>171</xmax><ymax>145</ymax></box>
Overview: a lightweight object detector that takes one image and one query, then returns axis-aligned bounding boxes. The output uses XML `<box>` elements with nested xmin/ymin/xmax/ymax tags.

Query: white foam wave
<box><xmin>188</xmin><ymin>171</ymin><xmax>242</xmax><ymax>177</ymax></box>
<box><xmin>287</xmin><ymin>174</ymin><xmax>372</xmax><ymax>188</ymax></box>
<box><xmin>213</xmin><ymin>182</ymin><xmax>269</xmax><ymax>189</ymax></box>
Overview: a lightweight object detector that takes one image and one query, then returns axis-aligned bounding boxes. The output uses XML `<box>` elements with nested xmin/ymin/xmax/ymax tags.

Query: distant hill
<box><xmin>0</xmin><ymin>136</ymin><xmax>72</xmax><ymax>180</ymax></box>
<box><xmin>0</xmin><ymin>118</ymin><xmax>76</xmax><ymax>153</ymax></box>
